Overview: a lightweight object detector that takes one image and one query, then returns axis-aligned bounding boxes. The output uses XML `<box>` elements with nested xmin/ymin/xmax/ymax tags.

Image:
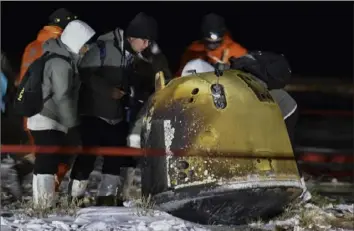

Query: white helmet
<box><xmin>181</xmin><ymin>59</ymin><xmax>215</xmax><ymax>77</ymax></box>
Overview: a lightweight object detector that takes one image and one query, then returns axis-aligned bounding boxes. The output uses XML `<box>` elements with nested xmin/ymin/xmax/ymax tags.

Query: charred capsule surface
<box><xmin>140</xmin><ymin>69</ymin><xmax>302</xmax><ymax>222</ymax></box>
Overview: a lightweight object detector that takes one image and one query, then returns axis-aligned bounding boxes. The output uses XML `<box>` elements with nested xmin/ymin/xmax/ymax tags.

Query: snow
<box><xmin>1</xmin><ymin>161</ymin><xmax>210</xmax><ymax>231</ymax></box>
<box><xmin>1</xmin><ymin>159</ymin><xmax>353</xmax><ymax>231</ymax></box>
<box><xmin>248</xmin><ymin>202</ymin><xmax>354</xmax><ymax>231</ymax></box>
<box><xmin>2</xmin><ymin>202</ymin><xmax>354</xmax><ymax>231</ymax></box>
<box><xmin>1</xmin><ymin>207</ymin><xmax>211</xmax><ymax>231</ymax></box>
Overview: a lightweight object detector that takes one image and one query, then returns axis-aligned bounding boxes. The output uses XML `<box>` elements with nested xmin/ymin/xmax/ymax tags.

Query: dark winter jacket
<box><xmin>78</xmin><ymin>28</ymin><xmax>136</xmax><ymax>120</ymax></box>
<box><xmin>125</xmin><ymin>43</ymin><xmax>172</xmax><ymax>124</ymax></box>
<box><xmin>131</xmin><ymin>43</ymin><xmax>172</xmax><ymax>104</ymax></box>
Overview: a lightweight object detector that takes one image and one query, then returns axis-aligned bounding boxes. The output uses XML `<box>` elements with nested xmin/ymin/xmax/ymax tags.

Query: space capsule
<box><xmin>132</xmin><ymin>63</ymin><xmax>305</xmax><ymax>225</ymax></box>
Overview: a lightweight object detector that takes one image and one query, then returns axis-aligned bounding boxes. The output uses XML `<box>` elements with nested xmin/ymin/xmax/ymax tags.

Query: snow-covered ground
<box><xmin>1</xmin><ymin>160</ymin><xmax>353</xmax><ymax>231</ymax></box>
<box><xmin>2</xmin><ymin>203</ymin><xmax>353</xmax><ymax>231</ymax></box>
<box><xmin>1</xmin><ymin>207</ymin><xmax>211</xmax><ymax>231</ymax></box>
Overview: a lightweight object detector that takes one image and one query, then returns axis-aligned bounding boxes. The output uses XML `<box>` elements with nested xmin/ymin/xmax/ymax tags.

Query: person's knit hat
<box><xmin>126</xmin><ymin>12</ymin><xmax>158</xmax><ymax>41</ymax></box>
<box><xmin>48</xmin><ymin>8</ymin><xmax>77</xmax><ymax>29</ymax></box>
<box><xmin>201</xmin><ymin>13</ymin><xmax>226</xmax><ymax>40</ymax></box>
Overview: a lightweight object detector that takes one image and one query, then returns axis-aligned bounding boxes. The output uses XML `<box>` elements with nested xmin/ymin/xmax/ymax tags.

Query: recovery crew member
<box><xmin>122</xmin><ymin>42</ymin><xmax>172</xmax><ymax>201</ymax></box>
<box><xmin>26</xmin><ymin>20</ymin><xmax>95</xmax><ymax>209</ymax></box>
<box><xmin>17</xmin><ymin>8</ymin><xmax>78</xmax><ymax>192</ymax></box>
<box><xmin>176</xmin><ymin>13</ymin><xmax>247</xmax><ymax>77</ymax></box>
<box><xmin>69</xmin><ymin>12</ymin><xmax>159</xmax><ymax>206</ymax></box>
<box><xmin>130</xmin><ymin>42</ymin><xmax>172</xmax><ymax>120</ymax></box>
<box><xmin>17</xmin><ymin>8</ymin><xmax>78</xmax><ymax>85</ymax></box>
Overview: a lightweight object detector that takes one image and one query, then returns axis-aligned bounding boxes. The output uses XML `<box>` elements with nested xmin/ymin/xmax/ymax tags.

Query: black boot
<box><xmin>13</xmin><ymin>159</ymin><xmax>34</xmax><ymax>184</ymax></box>
<box><xmin>96</xmin><ymin>196</ymin><xmax>116</xmax><ymax>206</ymax></box>
<box><xmin>95</xmin><ymin>196</ymin><xmax>124</xmax><ymax>206</ymax></box>
<box><xmin>65</xmin><ymin>195</ymin><xmax>88</xmax><ymax>208</ymax></box>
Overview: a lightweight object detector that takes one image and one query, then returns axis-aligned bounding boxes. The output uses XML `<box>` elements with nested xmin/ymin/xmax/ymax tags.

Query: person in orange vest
<box><xmin>176</xmin><ymin>13</ymin><xmax>247</xmax><ymax>77</ymax></box>
<box><xmin>16</xmin><ymin>8</ymin><xmax>78</xmax><ymax>193</ymax></box>
<box><xmin>17</xmin><ymin>8</ymin><xmax>78</xmax><ymax>84</ymax></box>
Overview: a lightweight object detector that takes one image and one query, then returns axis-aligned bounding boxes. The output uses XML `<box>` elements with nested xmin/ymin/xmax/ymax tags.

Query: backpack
<box><xmin>229</xmin><ymin>51</ymin><xmax>292</xmax><ymax>90</ymax></box>
<box><xmin>13</xmin><ymin>52</ymin><xmax>73</xmax><ymax>117</ymax></box>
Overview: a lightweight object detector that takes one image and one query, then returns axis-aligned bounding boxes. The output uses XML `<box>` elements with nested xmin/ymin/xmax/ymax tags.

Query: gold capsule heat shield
<box><xmin>139</xmin><ymin>70</ymin><xmax>304</xmax><ymax>225</ymax></box>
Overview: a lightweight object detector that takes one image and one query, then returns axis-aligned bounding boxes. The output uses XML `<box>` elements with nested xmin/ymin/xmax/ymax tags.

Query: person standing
<box><xmin>26</xmin><ymin>20</ymin><xmax>95</xmax><ymax>209</ymax></box>
<box><xmin>69</xmin><ymin>12</ymin><xmax>159</xmax><ymax>206</ymax></box>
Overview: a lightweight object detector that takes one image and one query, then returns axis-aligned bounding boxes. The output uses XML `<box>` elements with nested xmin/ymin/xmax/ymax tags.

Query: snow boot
<box><xmin>5</xmin><ymin>167</ymin><xmax>23</xmax><ymax>201</ymax></box>
<box><xmin>32</xmin><ymin>174</ymin><xmax>56</xmax><ymax>209</ymax></box>
<box><xmin>122</xmin><ymin>167</ymin><xmax>142</xmax><ymax>201</ymax></box>
<box><xmin>96</xmin><ymin>174</ymin><xmax>122</xmax><ymax>206</ymax></box>
<box><xmin>67</xmin><ymin>179</ymin><xmax>89</xmax><ymax>207</ymax></box>
<box><xmin>96</xmin><ymin>195</ymin><xmax>123</xmax><ymax>206</ymax></box>
<box><xmin>2</xmin><ymin>157</ymin><xmax>33</xmax><ymax>201</ymax></box>
<box><xmin>13</xmin><ymin>159</ymin><xmax>34</xmax><ymax>184</ymax></box>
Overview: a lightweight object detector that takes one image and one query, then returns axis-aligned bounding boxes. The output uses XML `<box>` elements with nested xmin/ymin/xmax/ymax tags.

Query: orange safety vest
<box><xmin>176</xmin><ymin>33</ymin><xmax>247</xmax><ymax>77</ymax></box>
<box><xmin>18</xmin><ymin>26</ymin><xmax>63</xmax><ymax>83</ymax></box>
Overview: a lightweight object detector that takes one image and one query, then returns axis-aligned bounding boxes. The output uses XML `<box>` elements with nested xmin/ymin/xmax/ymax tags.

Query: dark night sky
<box><xmin>1</xmin><ymin>1</ymin><xmax>353</xmax><ymax>78</ymax></box>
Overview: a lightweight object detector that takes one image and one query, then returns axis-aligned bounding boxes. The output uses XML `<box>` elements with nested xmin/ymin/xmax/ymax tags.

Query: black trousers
<box><xmin>70</xmin><ymin>116</ymin><xmax>136</xmax><ymax>181</ymax></box>
<box><xmin>31</xmin><ymin>130</ymin><xmax>72</xmax><ymax>175</ymax></box>
<box><xmin>1</xmin><ymin>108</ymin><xmax>29</xmax><ymax>162</ymax></box>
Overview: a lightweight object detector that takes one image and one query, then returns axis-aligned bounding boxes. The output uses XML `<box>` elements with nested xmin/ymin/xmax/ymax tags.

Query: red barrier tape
<box><xmin>0</xmin><ymin>145</ymin><xmax>295</xmax><ymax>160</ymax></box>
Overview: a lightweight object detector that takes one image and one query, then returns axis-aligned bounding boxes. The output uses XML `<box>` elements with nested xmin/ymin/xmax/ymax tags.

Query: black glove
<box><xmin>214</xmin><ymin>62</ymin><xmax>228</xmax><ymax>77</ymax></box>
<box><xmin>229</xmin><ymin>55</ymin><xmax>258</xmax><ymax>71</ymax></box>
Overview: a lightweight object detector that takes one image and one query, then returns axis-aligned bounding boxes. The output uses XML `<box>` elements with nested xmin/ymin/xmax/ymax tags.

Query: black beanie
<box><xmin>126</xmin><ymin>12</ymin><xmax>158</xmax><ymax>41</ymax></box>
<box><xmin>201</xmin><ymin>13</ymin><xmax>226</xmax><ymax>38</ymax></box>
<box><xmin>48</xmin><ymin>8</ymin><xmax>77</xmax><ymax>29</ymax></box>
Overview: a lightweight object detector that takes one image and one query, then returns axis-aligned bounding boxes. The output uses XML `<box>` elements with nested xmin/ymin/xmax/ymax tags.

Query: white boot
<box><xmin>97</xmin><ymin>174</ymin><xmax>121</xmax><ymax>197</ymax></box>
<box><xmin>122</xmin><ymin>167</ymin><xmax>141</xmax><ymax>201</ymax></box>
<box><xmin>32</xmin><ymin>174</ymin><xmax>56</xmax><ymax>209</ymax></box>
<box><xmin>32</xmin><ymin>174</ymin><xmax>38</xmax><ymax>206</ymax></box>
<box><xmin>69</xmin><ymin>179</ymin><xmax>89</xmax><ymax>198</ymax></box>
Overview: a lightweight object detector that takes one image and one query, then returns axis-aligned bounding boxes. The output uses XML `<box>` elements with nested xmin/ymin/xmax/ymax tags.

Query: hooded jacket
<box><xmin>176</xmin><ymin>33</ymin><xmax>247</xmax><ymax>77</ymax></box>
<box><xmin>78</xmin><ymin>28</ymin><xmax>135</xmax><ymax>121</ymax></box>
<box><xmin>17</xmin><ymin>26</ymin><xmax>63</xmax><ymax>131</ymax></box>
<box><xmin>27</xmin><ymin>20</ymin><xmax>95</xmax><ymax>133</ymax></box>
